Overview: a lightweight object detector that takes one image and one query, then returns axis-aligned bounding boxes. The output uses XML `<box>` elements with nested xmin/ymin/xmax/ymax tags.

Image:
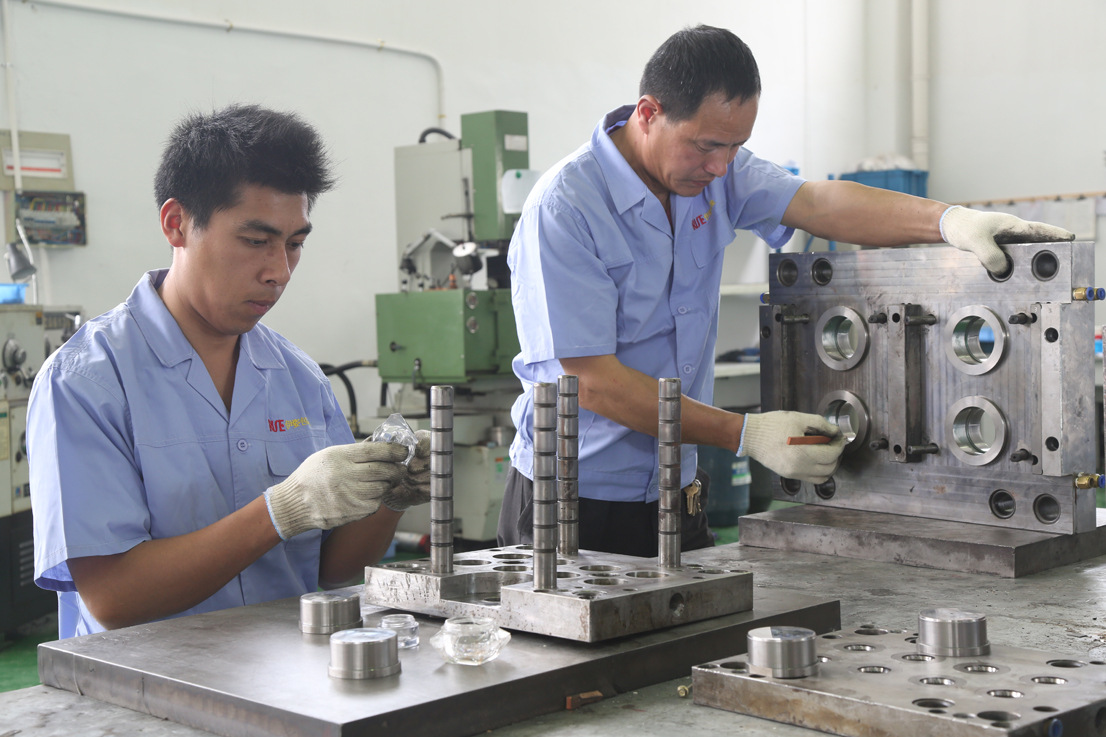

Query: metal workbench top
<box><xmin>5</xmin><ymin>541</ymin><xmax>1104</xmax><ymax>736</ymax></box>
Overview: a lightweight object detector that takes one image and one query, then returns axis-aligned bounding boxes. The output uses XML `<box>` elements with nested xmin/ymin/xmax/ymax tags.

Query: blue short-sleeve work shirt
<box><xmin>508</xmin><ymin>106</ymin><xmax>804</xmax><ymax>502</ymax></box>
<box><xmin>30</xmin><ymin>269</ymin><xmax>354</xmax><ymax>638</ymax></box>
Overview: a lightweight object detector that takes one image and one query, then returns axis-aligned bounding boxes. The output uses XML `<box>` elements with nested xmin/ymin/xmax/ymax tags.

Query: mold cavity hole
<box><xmin>823</xmin><ymin>399</ymin><xmax>859</xmax><ymax>444</ymax></box>
<box><xmin>493</xmin><ymin>553</ymin><xmax>531</xmax><ymax>560</ymax></box>
<box><xmin>1047</xmin><ymin>659</ymin><xmax>1088</xmax><ymax>668</ymax></box>
<box><xmin>921</xmin><ymin>677</ymin><xmax>956</xmax><ymax>686</ymax></box>
<box><xmin>573</xmin><ymin>590</ymin><xmax>599</xmax><ymax>600</ymax></box>
<box><xmin>1032</xmin><ymin>250</ymin><xmax>1059</xmax><ymax>281</ymax></box>
<box><xmin>1034</xmin><ymin>706</ymin><xmax>1060</xmax><ymax>713</ymax></box>
<box><xmin>989</xmin><ymin>490</ymin><xmax>1016</xmax><ymax>519</ymax></box>
<box><xmin>669</xmin><ymin>593</ymin><xmax>686</xmax><ymax>618</ymax></box>
<box><xmin>951</xmin><ymin>315</ymin><xmax>996</xmax><ymax>365</ymax></box>
<box><xmin>962</xmin><ymin>664</ymin><xmax>1000</xmax><ymax>673</ymax></box>
<box><xmin>1045</xmin><ymin>436</ymin><xmax>1060</xmax><ymax>452</ymax></box>
<box><xmin>579</xmin><ymin>565</ymin><xmax>618</xmax><ymax>572</ymax></box>
<box><xmin>892</xmin><ymin>312</ymin><xmax>901</xmax><ymax>323</ymax></box>
<box><xmin>822</xmin><ymin>634</ymin><xmax>842</xmax><ymax>639</ymax></box>
<box><xmin>914</xmin><ymin>698</ymin><xmax>955</xmax><ymax>709</ymax></box>
<box><xmin>455</xmin><ymin>559</ymin><xmax>490</xmax><ymax>566</ymax></box>
<box><xmin>988</xmin><ymin>690</ymin><xmax>1025</xmax><ymax>699</ymax></box>
<box><xmin>844</xmin><ymin>644</ymin><xmax>875</xmax><ymax>651</ymax></box>
<box><xmin>493</xmin><ymin>565</ymin><xmax>529</xmax><ymax>572</ymax></box>
<box><xmin>977</xmin><ymin>711</ymin><xmax>1022</xmax><ymax>722</ymax></box>
<box><xmin>858</xmin><ymin>666</ymin><xmax>891</xmax><ymax>674</ymax></box>
<box><xmin>582</xmin><ymin>578</ymin><xmax>622</xmax><ymax>586</ymax></box>
<box><xmin>556</xmin><ymin>571</ymin><xmax>579</xmax><ymax>578</ymax></box>
<box><xmin>902</xmin><ymin>654</ymin><xmax>934</xmax><ymax>662</ymax></box>
<box><xmin>821</xmin><ymin>315</ymin><xmax>859</xmax><ymax>362</ymax></box>
<box><xmin>1035</xmin><ymin>495</ymin><xmax>1061</xmax><ymax>525</ymax></box>
<box><xmin>720</xmin><ymin>661</ymin><xmax>747</xmax><ymax>671</ymax></box>
<box><xmin>481</xmin><ymin>595</ymin><xmax>501</xmax><ymax>604</ymax></box>
<box><xmin>952</xmin><ymin>405</ymin><xmax>997</xmax><ymax>456</ymax></box>
<box><xmin>760</xmin><ymin>325</ymin><xmax>771</xmax><ymax>340</ymax></box>
<box><xmin>814</xmin><ymin>479</ymin><xmax>836</xmax><ymax>500</ymax></box>
<box><xmin>1033</xmin><ymin>676</ymin><xmax>1069</xmax><ymax>685</ymax></box>
<box><xmin>811</xmin><ymin>258</ymin><xmax>833</xmax><ymax>286</ymax></box>
<box><xmin>777</xmin><ymin>259</ymin><xmax>799</xmax><ymax>287</ymax></box>
<box><xmin>780</xmin><ymin>478</ymin><xmax>802</xmax><ymax>495</ymax></box>
<box><xmin>1045</xmin><ymin>327</ymin><xmax>1059</xmax><ymax>343</ymax></box>
<box><xmin>626</xmin><ymin>570</ymin><xmax>665</xmax><ymax>578</ymax></box>
<box><xmin>855</xmin><ymin>627</ymin><xmax>890</xmax><ymax>635</ymax></box>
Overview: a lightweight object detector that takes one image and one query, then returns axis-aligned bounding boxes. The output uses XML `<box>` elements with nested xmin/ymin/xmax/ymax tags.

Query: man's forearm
<box><xmin>67</xmin><ymin>496</ymin><xmax>281</xmax><ymax>630</ymax></box>
<box><xmin>784</xmin><ymin>180</ymin><xmax>946</xmax><ymax>247</ymax></box>
<box><xmin>561</xmin><ymin>355</ymin><xmax>745</xmax><ymax>453</ymax></box>
<box><xmin>320</xmin><ymin>507</ymin><xmax>403</xmax><ymax>587</ymax></box>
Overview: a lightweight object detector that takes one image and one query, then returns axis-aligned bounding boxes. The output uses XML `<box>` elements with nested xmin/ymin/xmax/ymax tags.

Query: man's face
<box><xmin>176</xmin><ymin>184</ymin><xmax>311</xmax><ymax>339</ymax></box>
<box><xmin>642</xmin><ymin>92</ymin><xmax>759</xmax><ymax>198</ymax></box>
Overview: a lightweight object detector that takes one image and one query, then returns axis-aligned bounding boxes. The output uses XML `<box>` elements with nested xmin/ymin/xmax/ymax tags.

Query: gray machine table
<box><xmin>9</xmin><ymin>542</ymin><xmax>1106</xmax><ymax>737</ymax></box>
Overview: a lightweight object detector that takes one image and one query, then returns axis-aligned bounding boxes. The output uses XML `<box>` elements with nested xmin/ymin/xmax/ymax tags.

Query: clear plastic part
<box><xmin>371</xmin><ymin>413</ymin><xmax>417</xmax><ymax>465</ymax></box>
<box><xmin>379</xmin><ymin>613</ymin><xmax>420</xmax><ymax>649</ymax></box>
<box><xmin>429</xmin><ymin>616</ymin><xmax>511</xmax><ymax>665</ymax></box>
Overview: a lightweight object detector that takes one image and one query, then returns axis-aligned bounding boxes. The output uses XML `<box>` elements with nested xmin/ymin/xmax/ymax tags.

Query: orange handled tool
<box><xmin>786</xmin><ymin>435</ymin><xmax>833</xmax><ymax>446</ymax></box>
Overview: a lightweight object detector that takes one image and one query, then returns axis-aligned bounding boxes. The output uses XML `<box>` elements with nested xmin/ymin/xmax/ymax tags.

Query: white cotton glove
<box><xmin>264</xmin><ymin>441</ymin><xmax>408</xmax><ymax>540</ymax></box>
<box><xmin>381</xmin><ymin>429</ymin><xmax>432</xmax><ymax>512</ymax></box>
<box><xmin>739</xmin><ymin>411</ymin><xmax>847</xmax><ymax>484</ymax></box>
<box><xmin>939</xmin><ymin>205</ymin><xmax>1074</xmax><ymax>274</ymax></box>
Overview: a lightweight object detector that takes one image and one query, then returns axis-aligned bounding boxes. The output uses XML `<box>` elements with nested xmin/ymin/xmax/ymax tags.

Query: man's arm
<box><xmin>67</xmin><ymin>496</ymin><xmax>281</xmax><ymax>630</ymax></box>
<box><xmin>318</xmin><ymin>507</ymin><xmax>403</xmax><ymax>588</ymax></box>
<box><xmin>782</xmin><ymin>180</ymin><xmax>945</xmax><ymax>247</ymax></box>
<box><xmin>560</xmin><ymin>354</ymin><xmax>745</xmax><ymax>451</ymax></box>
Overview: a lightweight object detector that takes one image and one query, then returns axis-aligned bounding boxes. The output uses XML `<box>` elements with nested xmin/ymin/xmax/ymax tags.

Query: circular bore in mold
<box><xmin>989</xmin><ymin>490</ymin><xmax>1016</xmax><ymax>519</ymax></box>
<box><xmin>917</xmin><ymin>608</ymin><xmax>990</xmax><ymax>657</ymax></box>
<box><xmin>1034</xmin><ymin>494</ymin><xmax>1061</xmax><ymax>524</ymax></box>
<box><xmin>780</xmin><ymin>477</ymin><xmax>802</xmax><ymax>495</ymax></box>
<box><xmin>944</xmin><ymin>306</ymin><xmax>1007</xmax><ymax>376</ymax></box>
<box><xmin>820</xmin><ymin>390</ymin><xmax>870</xmax><ymax>450</ymax></box>
<box><xmin>1032</xmin><ymin>250</ymin><xmax>1059</xmax><ymax>281</ymax></box>
<box><xmin>815</xmin><ymin>307</ymin><xmax>869</xmax><ymax>371</ymax></box>
<box><xmin>947</xmin><ymin>396</ymin><xmax>1007</xmax><ymax>466</ymax></box>
<box><xmin>811</xmin><ymin>258</ymin><xmax>833</xmax><ymax>286</ymax></box>
<box><xmin>777</xmin><ymin>259</ymin><xmax>799</xmax><ymax>287</ymax></box>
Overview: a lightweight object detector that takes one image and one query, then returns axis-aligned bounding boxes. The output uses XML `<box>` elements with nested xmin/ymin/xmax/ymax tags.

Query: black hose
<box><xmin>418</xmin><ymin>127</ymin><xmax>455</xmax><ymax>143</ymax></box>
<box><xmin>319</xmin><ymin>364</ymin><xmax>358</xmax><ymax>428</ymax></box>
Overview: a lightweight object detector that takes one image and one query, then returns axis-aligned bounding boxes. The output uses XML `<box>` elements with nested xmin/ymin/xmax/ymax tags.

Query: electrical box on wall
<box><xmin>0</xmin><ymin>130</ymin><xmax>85</xmax><ymax>246</ymax></box>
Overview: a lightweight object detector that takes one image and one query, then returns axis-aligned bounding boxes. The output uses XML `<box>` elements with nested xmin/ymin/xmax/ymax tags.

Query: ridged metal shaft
<box><xmin>658</xmin><ymin>377</ymin><xmax>682</xmax><ymax>568</ymax></box>
<box><xmin>557</xmin><ymin>375</ymin><xmax>580</xmax><ymax>557</ymax></box>
<box><xmin>532</xmin><ymin>382</ymin><xmax>558</xmax><ymax>590</ymax></box>
<box><xmin>430</xmin><ymin>385</ymin><xmax>454</xmax><ymax>575</ymax></box>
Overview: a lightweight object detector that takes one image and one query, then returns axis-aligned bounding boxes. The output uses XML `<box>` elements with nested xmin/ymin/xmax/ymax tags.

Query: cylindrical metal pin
<box><xmin>557</xmin><ymin>375</ymin><xmax>580</xmax><ymax>557</ymax></box>
<box><xmin>430</xmin><ymin>385</ymin><xmax>454</xmax><ymax>575</ymax></box>
<box><xmin>658</xmin><ymin>377</ymin><xmax>682</xmax><ymax>569</ymax></box>
<box><xmin>328</xmin><ymin>628</ymin><xmax>401</xmax><ymax>679</ymax></box>
<box><xmin>917</xmin><ymin>608</ymin><xmax>990</xmax><ymax>657</ymax></box>
<box><xmin>299</xmin><ymin>592</ymin><xmax>361</xmax><ymax>635</ymax></box>
<box><xmin>746</xmin><ymin>626</ymin><xmax>818</xmax><ymax>678</ymax></box>
<box><xmin>532</xmin><ymin>382</ymin><xmax>558</xmax><ymax>590</ymax></box>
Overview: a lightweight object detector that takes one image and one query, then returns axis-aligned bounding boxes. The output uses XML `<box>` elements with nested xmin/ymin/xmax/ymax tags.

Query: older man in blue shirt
<box><xmin>499</xmin><ymin>25</ymin><xmax>1073</xmax><ymax>557</ymax></box>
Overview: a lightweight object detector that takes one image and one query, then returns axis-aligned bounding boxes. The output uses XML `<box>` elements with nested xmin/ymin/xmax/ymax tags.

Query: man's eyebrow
<box><xmin>240</xmin><ymin>219</ymin><xmax>313</xmax><ymax>237</ymax></box>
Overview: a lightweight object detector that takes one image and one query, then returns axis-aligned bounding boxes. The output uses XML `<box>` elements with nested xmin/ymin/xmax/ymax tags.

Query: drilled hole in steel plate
<box><xmin>780</xmin><ymin>478</ymin><xmax>802</xmax><ymax>495</ymax></box>
<box><xmin>1032</xmin><ymin>250</ymin><xmax>1059</xmax><ymax>281</ymax></box>
<box><xmin>1091</xmin><ymin>661</ymin><xmax>1106</xmax><ymax>665</ymax></box>
<box><xmin>669</xmin><ymin>593</ymin><xmax>686</xmax><ymax>617</ymax></box>
<box><xmin>493</xmin><ymin>553</ymin><xmax>531</xmax><ymax>560</ymax></box>
<box><xmin>481</xmin><ymin>595</ymin><xmax>501</xmax><ymax>604</ymax></box>
<box><xmin>817</xmin><ymin>655</ymin><xmax>831</xmax><ymax>663</ymax></box>
<box><xmin>858</xmin><ymin>666</ymin><xmax>891</xmax><ymax>674</ymax></box>
<box><xmin>1045</xmin><ymin>327</ymin><xmax>1059</xmax><ymax>343</ymax></box>
<box><xmin>901</xmin><ymin>653</ymin><xmax>935</xmax><ymax>662</ymax></box>
<box><xmin>1045</xmin><ymin>436</ymin><xmax>1060</xmax><ymax>451</ymax></box>
<box><xmin>914</xmin><ymin>698</ymin><xmax>955</xmax><ymax>709</ymax></box>
<box><xmin>384</xmin><ymin>561</ymin><xmax>427</xmax><ymax>570</ymax></box>
<box><xmin>920</xmin><ymin>677</ymin><xmax>956</xmax><ymax>686</ymax></box>
<box><xmin>698</xmin><ymin>663</ymin><xmax>719</xmax><ymax>669</ymax></box>
<box><xmin>929</xmin><ymin>710</ymin><xmax>948</xmax><ymax>714</ymax></box>
<box><xmin>516</xmin><ymin>544</ymin><xmax>533</xmax><ymax>550</ymax></box>
<box><xmin>843</xmin><ymin>644</ymin><xmax>876</xmax><ymax>652</ymax></box>
<box><xmin>698</xmin><ymin>568</ymin><xmax>727</xmax><ymax>574</ymax></box>
<box><xmin>761</xmin><ymin>325</ymin><xmax>772</xmax><ymax>340</ymax></box>
<box><xmin>822</xmin><ymin>634</ymin><xmax>842</xmax><ymax>639</ymax></box>
<box><xmin>1034</xmin><ymin>706</ymin><xmax>1060</xmax><ymax>712</ymax></box>
<box><xmin>582</xmin><ymin>578</ymin><xmax>624</xmax><ymax>586</ymax></box>
<box><xmin>988</xmin><ymin>689</ymin><xmax>1025</xmax><ymax>699</ymax></box>
<box><xmin>622</xmin><ymin>588</ymin><xmax>637</xmax><ymax>592</ymax></box>
<box><xmin>855</xmin><ymin>627</ymin><xmax>891</xmax><ymax>635</ymax></box>
<box><xmin>990</xmin><ymin>490</ymin><xmax>1016</xmax><ymax>519</ymax></box>
<box><xmin>573</xmin><ymin>590</ymin><xmax>600</xmax><ymax>599</ymax></box>
<box><xmin>579</xmin><ymin>565</ymin><xmax>619</xmax><ymax>572</ymax></box>
<box><xmin>1035</xmin><ymin>495</ymin><xmax>1061</xmax><ymax>524</ymax></box>
<box><xmin>905</xmin><ymin>636</ymin><xmax>918</xmax><ymax>643</ymax></box>
<box><xmin>977</xmin><ymin>710</ymin><xmax>1021</xmax><ymax>722</ymax></box>
<box><xmin>493</xmin><ymin>565</ymin><xmax>529</xmax><ymax>572</ymax></box>
<box><xmin>777</xmin><ymin>259</ymin><xmax>799</xmax><ymax>287</ymax></box>
<box><xmin>626</xmin><ymin>570</ymin><xmax>666</xmax><ymax>578</ymax></box>
<box><xmin>556</xmin><ymin>571</ymin><xmax>580</xmax><ymax>578</ymax></box>
<box><xmin>958</xmin><ymin>663</ymin><xmax>1000</xmax><ymax>673</ymax></box>
<box><xmin>1048</xmin><ymin>659</ymin><xmax>1088</xmax><ymax>668</ymax></box>
<box><xmin>814</xmin><ymin>479</ymin><xmax>836</xmax><ymax>499</ymax></box>
<box><xmin>1032</xmin><ymin>676</ymin><xmax>1069</xmax><ymax>685</ymax></box>
<box><xmin>811</xmin><ymin>258</ymin><xmax>833</xmax><ymax>286</ymax></box>
<box><xmin>720</xmin><ymin>661</ymin><xmax>747</xmax><ymax>671</ymax></box>
<box><xmin>455</xmin><ymin>559</ymin><xmax>491</xmax><ymax>566</ymax></box>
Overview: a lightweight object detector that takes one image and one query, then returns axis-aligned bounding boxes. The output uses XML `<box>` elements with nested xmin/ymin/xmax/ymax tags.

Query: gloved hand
<box><xmin>264</xmin><ymin>442</ymin><xmax>408</xmax><ymax>540</ymax></box>
<box><xmin>940</xmin><ymin>205</ymin><xmax>1074</xmax><ymax>274</ymax></box>
<box><xmin>381</xmin><ymin>429</ymin><xmax>432</xmax><ymax>512</ymax></box>
<box><xmin>739</xmin><ymin>411</ymin><xmax>847</xmax><ymax>484</ymax></box>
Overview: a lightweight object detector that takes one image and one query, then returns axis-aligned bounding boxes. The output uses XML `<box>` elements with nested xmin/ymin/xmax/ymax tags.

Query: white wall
<box><xmin>0</xmin><ymin>0</ymin><xmax>1101</xmax><ymax>424</ymax></box>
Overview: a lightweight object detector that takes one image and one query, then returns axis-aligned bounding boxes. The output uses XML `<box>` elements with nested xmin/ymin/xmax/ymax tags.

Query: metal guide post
<box><xmin>430</xmin><ymin>385</ymin><xmax>454</xmax><ymax>575</ymax></box>
<box><xmin>532</xmin><ymin>382</ymin><xmax>558</xmax><ymax>590</ymax></box>
<box><xmin>658</xmin><ymin>377</ymin><xmax>682</xmax><ymax>568</ymax></box>
<box><xmin>557</xmin><ymin>375</ymin><xmax>579</xmax><ymax>557</ymax></box>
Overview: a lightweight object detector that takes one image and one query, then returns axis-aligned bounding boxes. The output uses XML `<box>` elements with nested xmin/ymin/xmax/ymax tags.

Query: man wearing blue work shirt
<box><xmin>31</xmin><ymin>105</ymin><xmax>431</xmax><ymax>638</ymax></box>
<box><xmin>498</xmin><ymin>25</ymin><xmax>1074</xmax><ymax>557</ymax></box>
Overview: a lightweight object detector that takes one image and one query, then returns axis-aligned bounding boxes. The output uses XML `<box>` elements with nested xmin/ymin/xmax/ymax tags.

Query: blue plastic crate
<box><xmin>839</xmin><ymin>169</ymin><xmax>928</xmax><ymax>198</ymax></box>
<box><xmin>0</xmin><ymin>283</ymin><xmax>27</xmax><ymax>304</ymax></box>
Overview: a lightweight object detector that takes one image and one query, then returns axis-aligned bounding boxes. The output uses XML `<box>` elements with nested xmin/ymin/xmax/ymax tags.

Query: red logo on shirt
<box><xmin>268</xmin><ymin>417</ymin><xmax>310</xmax><ymax>432</ymax></box>
<box><xmin>691</xmin><ymin>200</ymin><xmax>716</xmax><ymax>230</ymax></box>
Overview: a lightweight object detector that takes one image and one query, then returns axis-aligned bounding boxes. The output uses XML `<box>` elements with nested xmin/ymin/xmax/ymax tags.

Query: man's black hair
<box><xmin>153</xmin><ymin>104</ymin><xmax>336</xmax><ymax>228</ymax></box>
<box><xmin>640</xmin><ymin>25</ymin><xmax>761</xmax><ymax>122</ymax></box>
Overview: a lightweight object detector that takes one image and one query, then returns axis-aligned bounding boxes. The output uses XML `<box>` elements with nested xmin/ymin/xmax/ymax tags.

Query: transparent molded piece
<box><xmin>379</xmin><ymin>613</ymin><xmax>420</xmax><ymax>649</ymax></box>
<box><xmin>371</xmin><ymin>413</ymin><xmax>417</xmax><ymax>465</ymax></box>
<box><xmin>429</xmin><ymin>616</ymin><xmax>511</xmax><ymax>665</ymax></box>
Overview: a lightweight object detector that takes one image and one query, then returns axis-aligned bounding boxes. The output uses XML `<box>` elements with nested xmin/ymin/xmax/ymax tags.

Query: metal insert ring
<box><xmin>819</xmin><ymin>390</ymin><xmax>870</xmax><ymax>451</ymax></box>
<box><xmin>815</xmin><ymin>307</ymin><xmax>869</xmax><ymax>371</ymax></box>
<box><xmin>946</xmin><ymin>396</ymin><xmax>1007</xmax><ymax>466</ymax></box>
<box><xmin>944</xmin><ymin>305</ymin><xmax>1007</xmax><ymax>376</ymax></box>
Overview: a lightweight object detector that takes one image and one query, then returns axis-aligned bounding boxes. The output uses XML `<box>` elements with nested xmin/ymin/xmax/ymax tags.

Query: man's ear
<box><xmin>635</xmin><ymin>95</ymin><xmax>664</xmax><ymax>132</ymax></box>
<box><xmin>159</xmin><ymin>199</ymin><xmax>188</xmax><ymax>249</ymax></box>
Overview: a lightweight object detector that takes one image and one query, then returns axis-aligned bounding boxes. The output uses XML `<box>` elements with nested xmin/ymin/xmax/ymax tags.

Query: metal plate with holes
<box><xmin>758</xmin><ymin>243</ymin><xmax>1096</xmax><ymax>536</ymax></box>
<box><xmin>363</xmin><ymin>544</ymin><xmax>752</xmax><ymax>642</ymax></box>
<box><xmin>692</xmin><ymin>626</ymin><xmax>1106</xmax><ymax>737</ymax></box>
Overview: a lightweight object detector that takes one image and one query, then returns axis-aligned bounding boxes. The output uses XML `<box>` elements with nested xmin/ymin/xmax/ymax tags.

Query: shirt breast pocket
<box><xmin>265</xmin><ymin>432</ymin><xmax>328</xmax><ymax>488</ymax></box>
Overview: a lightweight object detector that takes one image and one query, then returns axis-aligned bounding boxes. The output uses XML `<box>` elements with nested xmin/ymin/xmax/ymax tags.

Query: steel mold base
<box><xmin>363</xmin><ymin>544</ymin><xmax>753</xmax><ymax>642</ymax></box>
<box><xmin>692</xmin><ymin>625</ymin><xmax>1106</xmax><ymax>737</ymax></box>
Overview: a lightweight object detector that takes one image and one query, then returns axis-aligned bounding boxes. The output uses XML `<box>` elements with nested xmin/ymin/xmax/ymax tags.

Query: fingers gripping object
<box><xmin>739</xmin><ymin>411</ymin><xmax>847</xmax><ymax>484</ymax></box>
<box><xmin>939</xmin><ymin>205</ymin><xmax>1075</xmax><ymax>275</ymax></box>
<box><xmin>263</xmin><ymin>441</ymin><xmax>408</xmax><ymax>540</ymax></box>
<box><xmin>381</xmin><ymin>429</ymin><xmax>432</xmax><ymax>512</ymax></box>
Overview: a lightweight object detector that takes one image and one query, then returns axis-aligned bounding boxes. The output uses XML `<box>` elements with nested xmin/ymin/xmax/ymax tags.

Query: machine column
<box><xmin>557</xmin><ymin>375</ymin><xmax>579</xmax><ymax>557</ymax></box>
<box><xmin>430</xmin><ymin>385</ymin><xmax>454</xmax><ymax>575</ymax></box>
<box><xmin>658</xmin><ymin>377</ymin><xmax>682</xmax><ymax>568</ymax></box>
<box><xmin>532</xmin><ymin>382</ymin><xmax>558</xmax><ymax>590</ymax></box>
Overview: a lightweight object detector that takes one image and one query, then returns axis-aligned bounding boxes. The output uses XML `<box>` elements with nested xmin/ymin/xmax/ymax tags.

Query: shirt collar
<box><xmin>591</xmin><ymin>105</ymin><xmax>651</xmax><ymax>215</ymax></box>
<box><xmin>127</xmin><ymin>268</ymin><xmax>284</xmax><ymax>370</ymax></box>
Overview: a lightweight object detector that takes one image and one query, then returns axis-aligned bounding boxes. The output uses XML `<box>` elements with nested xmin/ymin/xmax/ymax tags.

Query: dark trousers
<box><xmin>496</xmin><ymin>465</ymin><xmax>715</xmax><ymax>558</ymax></box>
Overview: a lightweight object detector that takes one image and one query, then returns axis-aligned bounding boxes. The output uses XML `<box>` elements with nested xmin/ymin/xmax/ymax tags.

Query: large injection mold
<box><xmin>364</xmin><ymin>380</ymin><xmax>754</xmax><ymax>642</ymax></box>
<box><xmin>757</xmin><ymin>242</ymin><xmax>1097</xmax><ymax>536</ymax></box>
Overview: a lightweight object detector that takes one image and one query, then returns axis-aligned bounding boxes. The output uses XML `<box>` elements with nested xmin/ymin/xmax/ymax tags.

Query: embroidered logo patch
<box><xmin>268</xmin><ymin>417</ymin><xmax>310</xmax><ymax>432</ymax></box>
<box><xmin>691</xmin><ymin>199</ymin><xmax>716</xmax><ymax>230</ymax></box>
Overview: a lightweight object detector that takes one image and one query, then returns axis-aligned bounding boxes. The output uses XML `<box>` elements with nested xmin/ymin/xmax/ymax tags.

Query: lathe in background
<box><xmin>374</xmin><ymin>110</ymin><xmax>535</xmax><ymax>546</ymax></box>
<box><xmin>0</xmin><ymin>304</ymin><xmax>80</xmax><ymax>632</ymax></box>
